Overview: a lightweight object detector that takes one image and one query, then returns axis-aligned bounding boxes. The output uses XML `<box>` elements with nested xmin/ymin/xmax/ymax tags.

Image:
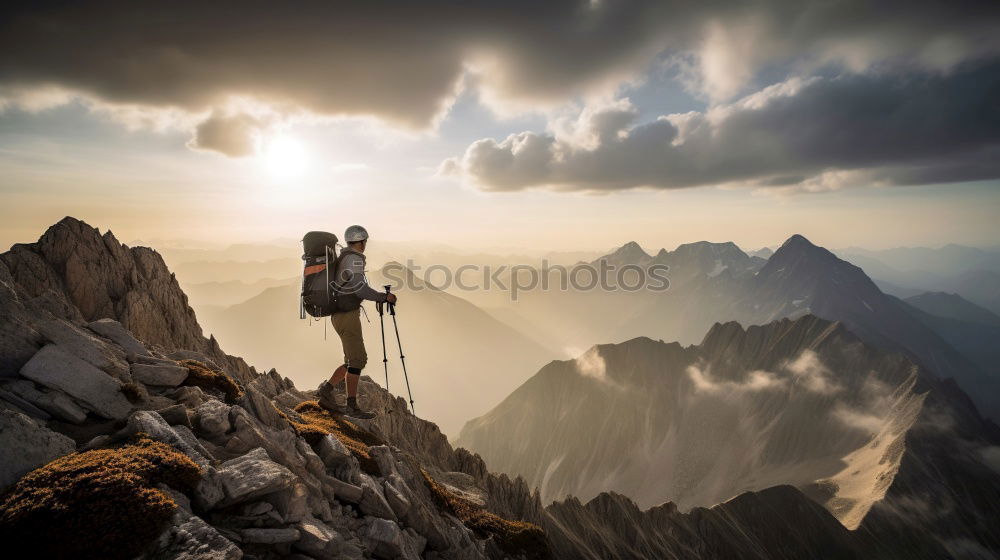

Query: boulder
<box><xmin>0</xmin><ymin>409</ymin><xmax>75</xmax><ymax>490</ymax></box>
<box><xmin>384</xmin><ymin>477</ymin><xmax>412</xmax><ymax>519</ymax></box>
<box><xmin>194</xmin><ymin>466</ymin><xmax>226</xmax><ymax>511</ymax></box>
<box><xmin>172</xmin><ymin>424</ymin><xmax>215</xmax><ymax>461</ymax></box>
<box><xmin>0</xmin><ymin>379</ymin><xmax>87</xmax><ymax>424</ymax></box>
<box><xmin>151</xmin><ymin>508</ymin><xmax>242</xmax><ymax>560</ymax></box>
<box><xmin>169</xmin><ymin>385</ymin><xmax>206</xmax><ymax>408</ymax></box>
<box><xmin>364</xmin><ymin>518</ymin><xmax>420</xmax><ymax>560</ymax></box>
<box><xmin>20</xmin><ymin>344</ymin><xmax>132</xmax><ymax>420</ymax></box>
<box><xmin>35</xmin><ymin>319</ymin><xmax>130</xmax><ymax>382</ymax></box>
<box><xmin>327</xmin><ymin>477</ymin><xmax>364</xmax><ymax>504</ymax></box>
<box><xmin>196</xmin><ymin>399</ymin><xmax>231</xmax><ymax>436</ymax></box>
<box><xmin>240</xmin><ymin>527</ymin><xmax>300</xmax><ymax>544</ymax></box>
<box><xmin>86</xmin><ymin>318</ymin><xmax>149</xmax><ymax>357</ymax></box>
<box><xmin>294</xmin><ymin>515</ymin><xmax>341</xmax><ymax>557</ymax></box>
<box><xmin>216</xmin><ymin>448</ymin><xmax>297</xmax><ymax>507</ymax></box>
<box><xmin>237</xmin><ymin>386</ymin><xmax>287</xmax><ymax>430</ymax></box>
<box><xmin>126</xmin><ymin>411</ymin><xmax>210</xmax><ymax>467</ymax></box>
<box><xmin>317</xmin><ymin>433</ymin><xmax>360</xmax><ymax>481</ymax></box>
<box><xmin>224</xmin><ymin>407</ymin><xmax>327</xmax><ymax>500</ymax></box>
<box><xmin>357</xmin><ymin>472</ymin><xmax>397</xmax><ymax>521</ymax></box>
<box><xmin>264</xmin><ymin>480</ymin><xmax>309</xmax><ymax>523</ymax></box>
<box><xmin>156</xmin><ymin>403</ymin><xmax>193</xmax><ymax>428</ymax></box>
<box><xmin>131</xmin><ymin>363</ymin><xmax>189</xmax><ymax>387</ymax></box>
<box><xmin>370</xmin><ymin>445</ymin><xmax>401</xmax><ymax>478</ymax></box>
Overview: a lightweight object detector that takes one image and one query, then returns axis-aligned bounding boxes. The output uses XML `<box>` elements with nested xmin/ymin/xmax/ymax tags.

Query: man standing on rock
<box><xmin>318</xmin><ymin>225</ymin><xmax>396</xmax><ymax>419</ymax></box>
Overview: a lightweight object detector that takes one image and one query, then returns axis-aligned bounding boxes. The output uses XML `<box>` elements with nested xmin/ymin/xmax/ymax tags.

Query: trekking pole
<box><xmin>378</xmin><ymin>287</ymin><xmax>390</xmax><ymax>393</ymax></box>
<box><xmin>387</xmin><ymin>291</ymin><xmax>415</xmax><ymax>415</ymax></box>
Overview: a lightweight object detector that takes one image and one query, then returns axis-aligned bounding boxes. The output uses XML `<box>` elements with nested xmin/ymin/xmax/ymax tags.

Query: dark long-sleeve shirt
<box><xmin>334</xmin><ymin>249</ymin><xmax>387</xmax><ymax>302</ymax></box>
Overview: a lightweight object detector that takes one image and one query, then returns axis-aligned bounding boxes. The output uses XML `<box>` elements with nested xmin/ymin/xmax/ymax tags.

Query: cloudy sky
<box><xmin>1</xmin><ymin>0</ymin><xmax>999</xmax><ymax>252</ymax></box>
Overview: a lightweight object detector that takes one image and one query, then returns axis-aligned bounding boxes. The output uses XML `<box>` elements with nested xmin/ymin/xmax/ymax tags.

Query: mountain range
<box><xmin>459</xmin><ymin>314</ymin><xmax>1000</xmax><ymax>557</ymax></box>
<box><xmin>3</xmin><ymin>217</ymin><xmax>997</xmax><ymax>559</ymax></box>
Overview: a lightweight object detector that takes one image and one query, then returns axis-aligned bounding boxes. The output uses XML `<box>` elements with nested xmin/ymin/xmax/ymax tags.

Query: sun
<box><xmin>261</xmin><ymin>135</ymin><xmax>309</xmax><ymax>180</ymax></box>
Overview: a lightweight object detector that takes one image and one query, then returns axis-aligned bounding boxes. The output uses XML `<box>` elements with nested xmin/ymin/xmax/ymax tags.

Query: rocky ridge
<box><xmin>0</xmin><ymin>218</ymin><xmax>544</xmax><ymax>560</ymax></box>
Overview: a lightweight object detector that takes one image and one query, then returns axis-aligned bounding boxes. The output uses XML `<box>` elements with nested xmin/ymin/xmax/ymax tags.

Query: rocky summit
<box><xmin>0</xmin><ymin>218</ymin><xmax>545</xmax><ymax>560</ymax></box>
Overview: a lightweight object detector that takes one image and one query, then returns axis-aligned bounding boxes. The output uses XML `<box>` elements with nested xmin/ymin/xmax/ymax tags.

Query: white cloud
<box><xmin>686</xmin><ymin>363</ymin><xmax>787</xmax><ymax>394</ymax></box>
<box><xmin>784</xmin><ymin>349</ymin><xmax>842</xmax><ymax>395</ymax></box>
<box><xmin>575</xmin><ymin>347</ymin><xmax>608</xmax><ymax>381</ymax></box>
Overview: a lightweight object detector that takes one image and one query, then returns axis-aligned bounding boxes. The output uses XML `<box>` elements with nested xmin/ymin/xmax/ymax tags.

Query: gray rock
<box><xmin>240</xmin><ymin>527</ymin><xmax>300</xmax><ymax>544</ymax></box>
<box><xmin>0</xmin><ymin>387</ymin><xmax>50</xmax><ymax>420</ymax></box>
<box><xmin>129</xmin><ymin>353</ymin><xmax>178</xmax><ymax>366</ymax></box>
<box><xmin>384</xmin><ymin>478</ymin><xmax>412</xmax><ymax>519</ymax></box>
<box><xmin>2</xmin><ymin>379</ymin><xmax>87</xmax><ymax>424</ymax></box>
<box><xmin>172</xmin><ymin>424</ymin><xmax>215</xmax><ymax>462</ymax></box>
<box><xmin>157</xmin><ymin>483</ymin><xmax>193</xmax><ymax>513</ymax></box>
<box><xmin>169</xmin><ymin>385</ymin><xmax>205</xmax><ymax>408</ymax></box>
<box><xmin>274</xmin><ymin>388</ymin><xmax>310</xmax><ymax>410</ymax></box>
<box><xmin>157</xmin><ymin>403</ymin><xmax>193</xmax><ymax>428</ymax></box>
<box><xmin>364</xmin><ymin>518</ymin><xmax>419</xmax><ymax>560</ymax></box>
<box><xmin>0</xmin><ymin>409</ymin><xmax>75</xmax><ymax>490</ymax></box>
<box><xmin>196</xmin><ymin>399</ymin><xmax>231</xmax><ymax>436</ymax></box>
<box><xmin>194</xmin><ymin>466</ymin><xmax>225</xmax><ymax>511</ymax></box>
<box><xmin>327</xmin><ymin>476</ymin><xmax>364</xmax><ymax>504</ymax></box>
<box><xmin>317</xmin><ymin>433</ymin><xmax>360</xmax><ymax>481</ymax></box>
<box><xmin>216</xmin><ymin>447</ymin><xmax>296</xmax><ymax>507</ymax></box>
<box><xmin>237</xmin><ymin>386</ymin><xmax>287</xmax><ymax>430</ymax></box>
<box><xmin>264</xmin><ymin>480</ymin><xmax>309</xmax><ymax>523</ymax></box>
<box><xmin>242</xmin><ymin>501</ymin><xmax>274</xmax><ymax>516</ymax></box>
<box><xmin>86</xmin><ymin>318</ymin><xmax>149</xmax><ymax>357</ymax></box>
<box><xmin>20</xmin><ymin>344</ymin><xmax>132</xmax><ymax>420</ymax></box>
<box><xmin>126</xmin><ymin>411</ymin><xmax>210</xmax><ymax>467</ymax></box>
<box><xmin>224</xmin><ymin>407</ymin><xmax>327</xmax><ymax>500</ymax></box>
<box><xmin>131</xmin><ymin>363</ymin><xmax>189</xmax><ymax>387</ymax></box>
<box><xmin>294</xmin><ymin>515</ymin><xmax>343</xmax><ymax>557</ymax></box>
<box><xmin>152</xmin><ymin>508</ymin><xmax>242</xmax><ymax>560</ymax></box>
<box><xmin>370</xmin><ymin>445</ymin><xmax>400</xmax><ymax>479</ymax></box>
<box><xmin>35</xmin><ymin>319</ymin><xmax>130</xmax><ymax>382</ymax></box>
<box><xmin>357</xmin><ymin>472</ymin><xmax>397</xmax><ymax>521</ymax></box>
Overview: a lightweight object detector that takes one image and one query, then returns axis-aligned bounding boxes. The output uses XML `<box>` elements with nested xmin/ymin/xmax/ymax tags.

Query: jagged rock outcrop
<box><xmin>0</xmin><ymin>218</ymin><xmax>546</xmax><ymax>560</ymax></box>
<box><xmin>0</xmin><ymin>217</ymin><xmax>257</xmax><ymax>383</ymax></box>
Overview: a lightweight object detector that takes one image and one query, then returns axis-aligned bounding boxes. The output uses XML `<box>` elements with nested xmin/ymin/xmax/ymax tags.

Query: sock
<box><xmin>347</xmin><ymin>396</ymin><xmax>358</xmax><ymax>408</ymax></box>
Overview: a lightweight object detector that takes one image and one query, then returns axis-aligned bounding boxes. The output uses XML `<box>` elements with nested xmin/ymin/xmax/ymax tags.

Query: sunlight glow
<box><xmin>261</xmin><ymin>135</ymin><xmax>309</xmax><ymax>180</ymax></box>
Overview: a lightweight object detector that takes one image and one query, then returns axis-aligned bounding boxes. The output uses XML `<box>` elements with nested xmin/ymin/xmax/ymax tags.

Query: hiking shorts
<box><xmin>331</xmin><ymin>308</ymin><xmax>367</xmax><ymax>370</ymax></box>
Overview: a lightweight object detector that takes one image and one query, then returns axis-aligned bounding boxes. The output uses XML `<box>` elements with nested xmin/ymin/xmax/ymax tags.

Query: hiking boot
<box><xmin>318</xmin><ymin>381</ymin><xmax>343</xmax><ymax>414</ymax></box>
<box><xmin>345</xmin><ymin>397</ymin><xmax>376</xmax><ymax>419</ymax></box>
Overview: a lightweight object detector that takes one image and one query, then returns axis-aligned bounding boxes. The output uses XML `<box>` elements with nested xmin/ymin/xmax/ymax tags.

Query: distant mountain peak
<box><xmin>594</xmin><ymin>241</ymin><xmax>652</xmax><ymax>265</ymax></box>
<box><xmin>614</xmin><ymin>241</ymin><xmax>649</xmax><ymax>257</ymax></box>
<box><xmin>780</xmin><ymin>233</ymin><xmax>817</xmax><ymax>250</ymax></box>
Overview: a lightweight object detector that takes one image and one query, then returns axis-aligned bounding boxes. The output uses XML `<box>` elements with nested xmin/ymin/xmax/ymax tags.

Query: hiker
<box><xmin>318</xmin><ymin>225</ymin><xmax>397</xmax><ymax>419</ymax></box>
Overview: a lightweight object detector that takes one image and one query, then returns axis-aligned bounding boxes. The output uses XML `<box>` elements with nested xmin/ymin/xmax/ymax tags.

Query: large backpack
<box><xmin>300</xmin><ymin>231</ymin><xmax>342</xmax><ymax>318</ymax></box>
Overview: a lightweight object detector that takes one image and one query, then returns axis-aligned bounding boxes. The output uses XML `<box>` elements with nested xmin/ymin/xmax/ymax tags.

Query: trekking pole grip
<box><xmin>384</xmin><ymin>284</ymin><xmax>396</xmax><ymax>315</ymax></box>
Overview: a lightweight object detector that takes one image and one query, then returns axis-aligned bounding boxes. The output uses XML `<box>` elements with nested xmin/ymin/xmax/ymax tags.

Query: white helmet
<box><xmin>344</xmin><ymin>225</ymin><xmax>369</xmax><ymax>243</ymax></box>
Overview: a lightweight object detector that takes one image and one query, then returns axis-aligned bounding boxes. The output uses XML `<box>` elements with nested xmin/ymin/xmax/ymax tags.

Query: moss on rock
<box><xmin>177</xmin><ymin>359</ymin><xmax>243</xmax><ymax>403</ymax></box>
<box><xmin>0</xmin><ymin>434</ymin><xmax>202</xmax><ymax>560</ymax></box>
<box><xmin>289</xmin><ymin>400</ymin><xmax>385</xmax><ymax>475</ymax></box>
<box><xmin>421</xmin><ymin>468</ymin><xmax>549</xmax><ymax>558</ymax></box>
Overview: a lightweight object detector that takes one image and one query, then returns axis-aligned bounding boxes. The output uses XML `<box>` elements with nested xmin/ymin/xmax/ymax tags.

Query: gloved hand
<box><xmin>387</xmin><ymin>293</ymin><xmax>397</xmax><ymax>304</ymax></box>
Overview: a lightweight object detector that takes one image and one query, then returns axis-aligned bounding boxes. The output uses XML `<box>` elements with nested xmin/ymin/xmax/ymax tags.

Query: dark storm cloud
<box><xmin>448</xmin><ymin>61</ymin><xmax>1000</xmax><ymax>192</ymax></box>
<box><xmin>1</xmin><ymin>0</ymin><xmax>999</xmax><ymax>159</ymax></box>
<box><xmin>187</xmin><ymin>112</ymin><xmax>263</xmax><ymax>157</ymax></box>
